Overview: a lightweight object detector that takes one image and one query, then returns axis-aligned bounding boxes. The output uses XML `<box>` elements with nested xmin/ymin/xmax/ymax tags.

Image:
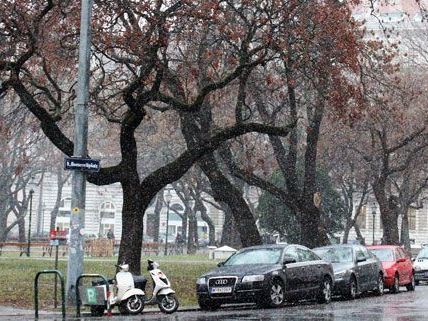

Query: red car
<box><xmin>367</xmin><ymin>245</ymin><xmax>415</xmax><ymax>293</ymax></box>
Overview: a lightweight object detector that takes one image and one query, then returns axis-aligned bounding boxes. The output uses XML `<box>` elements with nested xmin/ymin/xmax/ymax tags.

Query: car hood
<box><xmin>201</xmin><ymin>264</ymin><xmax>279</xmax><ymax>278</ymax></box>
<box><xmin>330</xmin><ymin>262</ymin><xmax>354</xmax><ymax>273</ymax></box>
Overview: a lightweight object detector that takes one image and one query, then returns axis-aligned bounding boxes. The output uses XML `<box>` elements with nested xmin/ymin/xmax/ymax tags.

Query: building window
<box><xmin>355</xmin><ymin>206</ymin><xmax>367</xmax><ymax>229</ymax></box>
<box><xmin>58</xmin><ymin>210</ymin><xmax>70</xmax><ymax>217</ymax></box>
<box><xmin>168</xmin><ymin>225</ymin><xmax>176</xmax><ymax>236</ymax></box>
<box><xmin>56</xmin><ymin>222</ymin><xmax>70</xmax><ymax>232</ymax></box>
<box><xmin>99</xmin><ymin>201</ymin><xmax>116</xmax><ymax>219</ymax></box>
<box><xmin>60</xmin><ymin>198</ymin><xmax>72</xmax><ymax>209</ymax></box>
<box><xmin>99</xmin><ymin>201</ymin><xmax>116</xmax><ymax>237</ymax></box>
<box><xmin>56</xmin><ymin>198</ymin><xmax>71</xmax><ymax>226</ymax></box>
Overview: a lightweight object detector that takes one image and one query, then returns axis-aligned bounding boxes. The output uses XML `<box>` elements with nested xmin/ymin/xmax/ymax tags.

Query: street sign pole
<box><xmin>66</xmin><ymin>0</ymin><xmax>93</xmax><ymax>303</ymax></box>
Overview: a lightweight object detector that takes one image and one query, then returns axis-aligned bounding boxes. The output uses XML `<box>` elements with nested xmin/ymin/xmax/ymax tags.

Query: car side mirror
<box><xmin>412</xmin><ymin>258</ymin><xmax>416</xmax><ymax>262</ymax></box>
<box><xmin>283</xmin><ymin>256</ymin><xmax>297</xmax><ymax>266</ymax></box>
<box><xmin>217</xmin><ymin>262</ymin><xmax>224</xmax><ymax>267</ymax></box>
<box><xmin>357</xmin><ymin>257</ymin><xmax>366</xmax><ymax>263</ymax></box>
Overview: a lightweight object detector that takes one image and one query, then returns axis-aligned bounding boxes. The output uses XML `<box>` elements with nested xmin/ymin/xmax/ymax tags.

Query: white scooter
<box><xmin>90</xmin><ymin>261</ymin><xmax>178</xmax><ymax>316</ymax></box>
<box><xmin>90</xmin><ymin>263</ymin><xmax>145</xmax><ymax>316</ymax></box>
<box><xmin>144</xmin><ymin>259</ymin><xmax>179</xmax><ymax>314</ymax></box>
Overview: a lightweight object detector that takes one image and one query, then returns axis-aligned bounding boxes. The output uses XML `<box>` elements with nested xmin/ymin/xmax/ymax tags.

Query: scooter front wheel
<box><xmin>119</xmin><ymin>295</ymin><xmax>145</xmax><ymax>315</ymax></box>
<box><xmin>158</xmin><ymin>294</ymin><xmax>179</xmax><ymax>314</ymax></box>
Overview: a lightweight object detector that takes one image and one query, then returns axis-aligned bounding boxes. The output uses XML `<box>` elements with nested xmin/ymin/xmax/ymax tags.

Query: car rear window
<box><xmin>370</xmin><ymin>248</ymin><xmax>394</xmax><ymax>262</ymax></box>
<box><xmin>313</xmin><ymin>247</ymin><xmax>353</xmax><ymax>263</ymax></box>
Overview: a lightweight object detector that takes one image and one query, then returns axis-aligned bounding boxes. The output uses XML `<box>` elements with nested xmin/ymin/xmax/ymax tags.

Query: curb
<box><xmin>0</xmin><ymin>305</ymin><xmax>200</xmax><ymax>317</ymax></box>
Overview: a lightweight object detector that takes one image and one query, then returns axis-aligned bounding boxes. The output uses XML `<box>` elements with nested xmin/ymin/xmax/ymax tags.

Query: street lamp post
<box><xmin>164</xmin><ymin>191</ymin><xmax>172</xmax><ymax>256</ymax></box>
<box><xmin>372</xmin><ymin>205</ymin><xmax>376</xmax><ymax>245</ymax></box>
<box><xmin>26</xmin><ymin>188</ymin><xmax>34</xmax><ymax>257</ymax></box>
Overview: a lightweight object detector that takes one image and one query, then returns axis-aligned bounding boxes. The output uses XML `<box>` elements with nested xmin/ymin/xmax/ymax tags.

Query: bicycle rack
<box><xmin>34</xmin><ymin>270</ymin><xmax>66</xmax><ymax>319</ymax></box>
<box><xmin>76</xmin><ymin>274</ymin><xmax>111</xmax><ymax>317</ymax></box>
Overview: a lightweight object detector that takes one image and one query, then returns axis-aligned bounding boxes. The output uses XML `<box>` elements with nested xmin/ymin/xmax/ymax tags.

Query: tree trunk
<box><xmin>195</xmin><ymin>197</ymin><xmax>215</xmax><ymax>246</ymax></box>
<box><xmin>50</xmin><ymin>168</ymin><xmax>66</xmax><ymax>231</ymax></box>
<box><xmin>0</xmin><ymin>207</ymin><xmax>7</xmax><ymax>242</ymax></box>
<box><xmin>181</xmin><ymin>212</ymin><xmax>188</xmax><ymax>243</ymax></box>
<box><xmin>18</xmin><ymin>218</ymin><xmax>26</xmax><ymax>242</ymax></box>
<box><xmin>0</xmin><ymin>185</ymin><xmax>10</xmax><ymax>241</ymax></box>
<box><xmin>200</xmin><ymin>207</ymin><xmax>215</xmax><ymax>246</ymax></box>
<box><xmin>373</xmin><ymin>179</ymin><xmax>400</xmax><ymax>245</ymax></box>
<box><xmin>221</xmin><ymin>206</ymin><xmax>241</xmax><ymax>247</ymax></box>
<box><xmin>199</xmin><ymin>154</ymin><xmax>261</xmax><ymax>247</ymax></box>
<box><xmin>353</xmin><ymin>223</ymin><xmax>365</xmax><ymax>245</ymax></box>
<box><xmin>342</xmin><ymin>220</ymin><xmax>352</xmax><ymax>244</ymax></box>
<box><xmin>187</xmin><ymin>215</ymin><xmax>197</xmax><ymax>254</ymax></box>
<box><xmin>299</xmin><ymin>204</ymin><xmax>329</xmax><ymax>248</ymax></box>
<box><xmin>118</xmin><ymin>181</ymin><xmax>145</xmax><ymax>274</ymax></box>
<box><xmin>400</xmin><ymin>209</ymin><xmax>411</xmax><ymax>251</ymax></box>
<box><xmin>152</xmin><ymin>194</ymin><xmax>163</xmax><ymax>243</ymax></box>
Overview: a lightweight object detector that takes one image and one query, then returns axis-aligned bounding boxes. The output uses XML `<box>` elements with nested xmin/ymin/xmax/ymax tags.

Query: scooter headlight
<box><xmin>158</xmin><ymin>271</ymin><xmax>166</xmax><ymax>278</ymax></box>
<box><xmin>196</xmin><ymin>277</ymin><xmax>207</xmax><ymax>285</ymax></box>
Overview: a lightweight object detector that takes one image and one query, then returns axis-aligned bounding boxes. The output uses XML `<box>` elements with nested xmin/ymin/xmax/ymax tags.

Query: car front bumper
<box><xmin>196</xmin><ymin>281</ymin><xmax>266</xmax><ymax>304</ymax></box>
<box><xmin>333</xmin><ymin>278</ymin><xmax>350</xmax><ymax>295</ymax></box>
<box><xmin>383</xmin><ymin>274</ymin><xmax>396</xmax><ymax>288</ymax></box>
<box><xmin>414</xmin><ymin>270</ymin><xmax>428</xmax><ymax>282</ymax></box>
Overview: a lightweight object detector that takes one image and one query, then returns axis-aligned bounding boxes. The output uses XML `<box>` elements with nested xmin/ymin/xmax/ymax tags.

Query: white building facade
<box><xmin>343</xmin><ymin>198</ymin><xmax>428</xmax><ymax>251</ymax></box>
<box><xmin>20</xmin><ymin>172</ymin><xmax>221</xmax><ymax>244</ymax></box>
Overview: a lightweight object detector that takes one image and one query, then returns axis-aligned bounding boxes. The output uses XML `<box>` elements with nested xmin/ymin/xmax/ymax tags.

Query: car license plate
<box><xmin>211</xmin><ymin>287</ymin><xmax>232</xmax><ymax>294</ymax></box>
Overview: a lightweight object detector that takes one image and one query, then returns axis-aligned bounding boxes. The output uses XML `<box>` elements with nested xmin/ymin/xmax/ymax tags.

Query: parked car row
<box><xmin>195</xmin><ymin>243</ymin><xmax>415</xmax><ymax>311</ymax></box>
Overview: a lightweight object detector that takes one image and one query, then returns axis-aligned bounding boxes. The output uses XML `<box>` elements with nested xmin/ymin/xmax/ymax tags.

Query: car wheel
<box><xmin>317</xmin><ymin>276</ymin><xmax>332</xmax><ymax>304</ymax></box>
<box><xmin>406</xmin><ymin>274</ymin><xmax>416</xmax><ymax>292</ymax></box>
<box><xmin>345</xmin><ymin>276</ymin><xmax>357</xmax><ymax>300</ymax></box>
<box><xmin>198</xmin><ymin>298</ymin><xmax>221</xmax><ymax>311</ymax></box>
<box><xmin>374</xmin><ymin>273</ymin><xmax>384</xmax><ymax>296</ymax></box>
<box><xmin>265</xmin><ymin>278</ymin><xmax>286</xmax><ymax>308</ymax></box>
<box><xmin>390</xmin><ymin>274</ymin><xmax>400</xmax><ymax>294</ymax></box>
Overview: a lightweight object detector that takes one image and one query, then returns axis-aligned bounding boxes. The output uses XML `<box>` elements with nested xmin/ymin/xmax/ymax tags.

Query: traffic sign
<box><xmin>64</xmin><ymin>157</ymin><xmax>100</xmax><ymax>172</ymax></box>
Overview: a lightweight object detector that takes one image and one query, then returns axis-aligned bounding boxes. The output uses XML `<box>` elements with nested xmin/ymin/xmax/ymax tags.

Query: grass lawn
<box><xmin>0</xmin><ymin>254</ymin><xmax>218</xmax><ymax>310</ymax></box>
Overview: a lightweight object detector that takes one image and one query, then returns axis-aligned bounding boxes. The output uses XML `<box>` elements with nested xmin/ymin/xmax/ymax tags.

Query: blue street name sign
<box><xmin>64</xmin><ymin>157</ymin><xmax>100</xmax><ymax>172</ymax></box>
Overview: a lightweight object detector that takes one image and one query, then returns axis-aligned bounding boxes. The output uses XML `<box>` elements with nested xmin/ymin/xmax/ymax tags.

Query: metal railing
<box><xmin>34</xmin><ymin>270</ymin><xmax>66</xmax><ymax>319</ymax></box>
<box><xmin>75</xmin><ymin>273</ymin><xmax>111</xmax><ymax>317</ymax></box>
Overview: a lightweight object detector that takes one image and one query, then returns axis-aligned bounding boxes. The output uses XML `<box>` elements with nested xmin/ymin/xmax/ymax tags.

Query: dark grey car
<box><xmin>313</xmin><ymin>244</ymin><xmax>385</xmax><ymax>299</ymax></box>
<box><xmin>196</xmin><ymin>244</ymin><xmax>334</xmax><ymax>310</ymax></box>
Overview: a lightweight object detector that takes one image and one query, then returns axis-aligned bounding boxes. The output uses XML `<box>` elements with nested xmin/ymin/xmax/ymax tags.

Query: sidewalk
<box><xmin>0</xmin><ymin>306</ymin><xmax>37</xmax><ymax>321</ymax></box>
<box><xmin>0</xmin><ymin>305</ymin><xmax>62</xmax><ymax>319</ymax></box>
<box><xmin>0</xmin><ymin>306</ymin><xmax>34</xmax><ymax>315</ymax></box>
<box><xmin>0</xmin><ymin>304</ymin><xmax>200</xmax><ymax>320</ymax></box>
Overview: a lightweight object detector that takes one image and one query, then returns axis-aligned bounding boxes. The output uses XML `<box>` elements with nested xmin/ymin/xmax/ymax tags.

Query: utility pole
<box><xmin>66</xmin><ymin>0</ymin><xmax>93</xmax><ymax>303</ymax></box>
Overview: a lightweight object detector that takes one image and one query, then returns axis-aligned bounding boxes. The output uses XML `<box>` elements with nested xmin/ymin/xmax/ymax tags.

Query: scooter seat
<box><xmin>132</xmin><ymin>275</ymin><xmax>148</xmax><ymax>291</ymax></box>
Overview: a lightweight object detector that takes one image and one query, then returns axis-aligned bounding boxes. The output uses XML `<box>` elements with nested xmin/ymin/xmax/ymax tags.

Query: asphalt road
<box><xmin>2</xmin><ymin>284</ymin><xmax>427</xmax><ymax>321</ymax></box>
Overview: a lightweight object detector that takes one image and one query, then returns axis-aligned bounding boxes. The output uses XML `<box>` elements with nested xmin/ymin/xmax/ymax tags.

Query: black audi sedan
<box><xmin>313</xmin><ymin>244</ymin><xmax>385</xmax><ymax>300</ymax></box>
<box><xmin>196</xmin><ymin>244</ymin><xmax>334</xmax><ymax>310</ymax></box>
